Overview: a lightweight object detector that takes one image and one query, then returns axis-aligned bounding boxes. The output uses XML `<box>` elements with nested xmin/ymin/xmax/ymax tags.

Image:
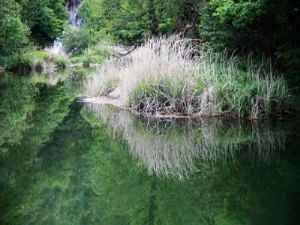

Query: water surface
<box><xmin>0</xmin><ymin>71</ymin><xmax>299</xmax><ymax>225</ymax></box>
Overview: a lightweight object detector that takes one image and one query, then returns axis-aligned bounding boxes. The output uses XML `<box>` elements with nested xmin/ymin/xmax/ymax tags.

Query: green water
<box><xmin>0</xmin><ymin>71</ymin><xmax>299</xmax><ymax>225</ymax></box>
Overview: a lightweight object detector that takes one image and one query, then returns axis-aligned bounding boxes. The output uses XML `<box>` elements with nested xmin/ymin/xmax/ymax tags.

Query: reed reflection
<box><xmin>86</xmin><ymin>103</ymin><xmax>286</xmax><ymax>178</ymax></box>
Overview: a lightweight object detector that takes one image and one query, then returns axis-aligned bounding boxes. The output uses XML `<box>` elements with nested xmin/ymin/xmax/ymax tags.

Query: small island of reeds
<box><xmin>84</xmin><ymin>36</ymin><xmax>290</xmax><ymax>119</ymax></box>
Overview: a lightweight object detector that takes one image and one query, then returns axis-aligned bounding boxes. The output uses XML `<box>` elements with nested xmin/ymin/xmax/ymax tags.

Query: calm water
<box><xmin>0</xmin><ymin>71</ymin><xmax>300</xmax><ymax>225</ymax></box>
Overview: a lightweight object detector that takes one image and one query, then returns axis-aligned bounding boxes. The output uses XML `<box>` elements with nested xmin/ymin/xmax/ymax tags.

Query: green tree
<box><xmin>21</xmin><ymin>0</ymin><xmax>67</xmax><ymax>46</ymax></box>
<box><xmin>0</xmin><ymin>0</ymin><xmax>29</xmax><ymax>60</ymax></box>
<box><xmin>199</xmin><ymin>0</ymin><xmax>300</xmax><ymax>55</ymax></box>
<box><xmin>0</xmin><ymin>16</ymin><xmax>29</xmax><ymax>56</ymax></box>
<box><xmin>0</xmin><ymin>0</ymin><xmax>22</xmax><ymax>18</ymax></box>
<box><xmin>78</xmin><ymin>0</ymin><xmax>201</xmax><ymax>44</ymax></box>
<box><xmin>0</xmin><ymin>0</ymin><xmax>67</xmax><ymax>66</ymax></box>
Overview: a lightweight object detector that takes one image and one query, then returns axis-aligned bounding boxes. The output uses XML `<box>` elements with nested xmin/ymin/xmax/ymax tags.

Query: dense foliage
<box><xmin>61</xmin><ymin>25</ymin><xmax>91</xmax><ymax>55</ymax></box>
<box><xmin>75</xmin><ymin>0</ymin><xmax>300</xmax><ymax>75</ymax></box>
<box><xmin>199</xmin><ymin>0</ymin><xmax>300</xmax><ymax>74</ymax></box>
<box><xmin>22</xmin><ymin>0</ymin><xmax>67</xmax><ymax>46</ymax></box>
<box><xmin>0</xmin><ymin>0</ymin><xmax>67</xmax><ymax>66</ymax></box>
<box><xmin>0</xmin><ymin>0</ymin><xmax>29</xmax><ymax>58</ymax></box>
<box><xmin>77</xmin><ymin>0</ymin><xmax>201</xmax><ymax>44</ymax></box>
<box><xmin>1</xmin><ymin>0</ymin><xmax>299</xmax><ymax>76</ymax></box>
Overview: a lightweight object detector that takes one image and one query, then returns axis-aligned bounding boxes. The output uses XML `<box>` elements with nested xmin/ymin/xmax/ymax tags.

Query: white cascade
<box><xmin>47</xmin><ymin>0</ymin><xmax>82</xmax><ymax>55</ymax></box>
<box><xmin>67</xmin><ymin>0</ymin><xmax>82</xmax><ymax>26</ymax></box>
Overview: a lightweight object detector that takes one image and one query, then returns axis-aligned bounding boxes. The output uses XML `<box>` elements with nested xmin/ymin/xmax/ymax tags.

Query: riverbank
<box><xmin>1</xmin><ymin>51</ymin><xmax>69</xmax><ymax>74</ymax></box>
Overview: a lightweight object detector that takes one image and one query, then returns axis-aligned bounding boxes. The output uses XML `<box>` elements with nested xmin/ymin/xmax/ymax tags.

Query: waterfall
<box><xmin>48</xmin><ymin>38</ymin><xmax>64</xmax><ymax>55</ymax></box>
<box><xmin>66</xmin><ymin>0</ymin><xmax>82</xmax><ymax>26</ymax></box>
<box><xmin>47</xmin><ymin>0</ymin><xmax>82</xmax><ymax>55</ymax></box>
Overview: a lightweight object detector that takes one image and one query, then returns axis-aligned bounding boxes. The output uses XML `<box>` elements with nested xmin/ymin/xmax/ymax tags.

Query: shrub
<box><xmin>3</xmin><ymin>50</ymin><xmax>69</xmax><ymax>72</ymax></box>
<box><xmin>0</xmin><ymin>16</ymin><xmax>29</xmax><ymax>56</ymax></box>
<box><xmin>0</xmin><ymin>16</ymin><xmax>30</xmax><ymax>68</ymax></box>
<box><xmin>71</xmin><ymin>45</ymin><xmax>111</xmax><ymax>67</ymax></box>
<box><xmin>52</xmin><ymin>55</ymin><xmax>68</xmax><ymax>69</ymax></box>
<box><xmin>24</xmin><ymin>51</ymin><xmax>69</xmax><ymax>70</ymax></box>
<box><xmin>61</xmin><ymin>26</ymin><xmax>91</xmax><ymax>55</ymax></box>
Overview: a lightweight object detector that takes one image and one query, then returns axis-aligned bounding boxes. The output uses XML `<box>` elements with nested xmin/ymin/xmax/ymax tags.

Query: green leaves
<box><xmin>210</xmin><ymin>0</ymin><xmax>267</xmax><ymax>28</ymax></box>
<box><xmin>22</xmin><ymin>0</ymin><xmax>67</xmax><ymax>45</ymax></box>
<box><xmin>0</xmin><ymin>16</ymin><xmax>29</xmax><ymax>56</ymax></box>
<box><xmin>0</xmin><ymin>0</ymin><xmax>67</xmax><ymax>65</ymax></box>
<box><xmin>61</xmin><ymin>26</ymin><xmax>92</xmax><ymax>55</ymax></box>
<box><xmin>77</xmin><ymin>0</ymin><xmax>200</xmax><ymax>44</ymax></box>
<box><xmin>0</xmin><ymin>0</ymin><xmax>22</xmax><ymax>19</ymax></box>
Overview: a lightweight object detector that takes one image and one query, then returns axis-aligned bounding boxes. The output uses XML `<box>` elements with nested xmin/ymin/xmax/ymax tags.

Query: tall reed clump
<box><xmin>84</xmin><ymin>36</ymin><xmax>289</xmax><ymax>118</ymax></box>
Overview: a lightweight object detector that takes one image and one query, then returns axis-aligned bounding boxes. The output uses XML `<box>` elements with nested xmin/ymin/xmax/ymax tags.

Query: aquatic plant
<box><xmin>84</xmin><ymin>36</ymin><xmax>289</xmax><ymax>118</ymax></box>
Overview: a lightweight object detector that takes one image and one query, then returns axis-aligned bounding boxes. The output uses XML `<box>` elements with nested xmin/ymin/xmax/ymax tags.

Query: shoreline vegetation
<box><xmin>0</xmin><ymin>42</ymin><xmax>112</xmax><ymax>74</ymax></box>
<box><xmin>2</xmin><ymin>51</ymin><xmax>69</xmax><ymax>74</ymax></box>
<box><xmin>1</xmin><ymin>0</ymin><xmax>298</xmax><ymax>119</ymax></box>
<box><xmin>84</xmin><ymin>36</ymin><xmax>290</xmax><ymax>119</ymax></box>
<box><xmin>0</xmin><ymin>49</ymin><xmax>106</xmax><ymax>75</ymax></box>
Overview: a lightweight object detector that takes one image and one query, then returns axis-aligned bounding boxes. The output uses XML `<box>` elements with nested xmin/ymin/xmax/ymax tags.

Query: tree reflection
<box><xmin>0</xmin><ymin>77</ymin><xmax>299</xmax><ymax>225</ymax></box>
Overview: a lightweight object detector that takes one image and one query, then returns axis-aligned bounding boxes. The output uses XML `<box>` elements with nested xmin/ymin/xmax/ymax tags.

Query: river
<box><xmin>0</xmin><ymin>70</ymin><xmax>299</xmax><ymax>225</ymax></box>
